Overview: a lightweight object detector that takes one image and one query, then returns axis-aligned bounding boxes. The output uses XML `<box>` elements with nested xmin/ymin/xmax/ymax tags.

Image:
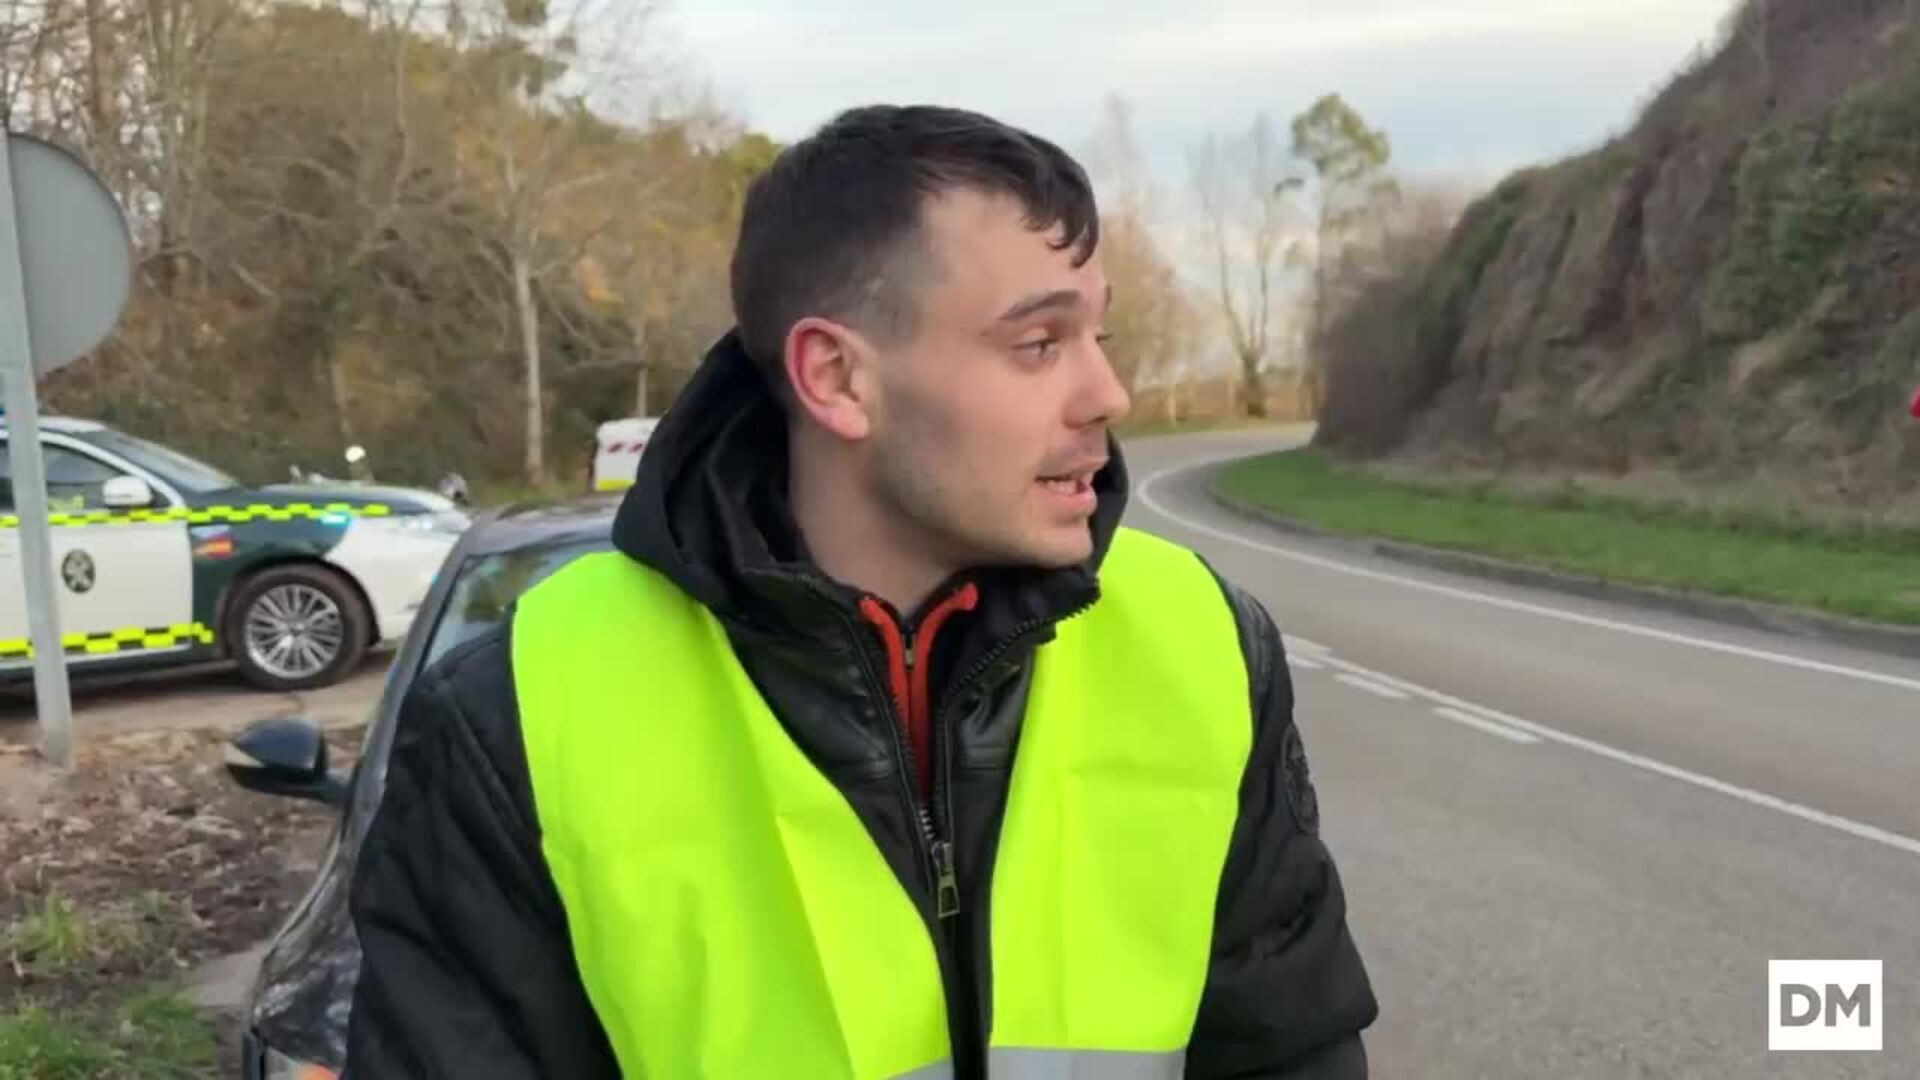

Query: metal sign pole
<box><xmin>0</xmin><ymin>132</ymin><xmax>77</xmax><ymax>768</ymax></box>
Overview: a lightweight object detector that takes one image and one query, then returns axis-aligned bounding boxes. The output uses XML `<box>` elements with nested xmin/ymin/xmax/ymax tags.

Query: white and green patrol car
<box><xmin>0</xmin><ymin>417</ymin><xmax>469</xmax><ymax>692</ymax></box>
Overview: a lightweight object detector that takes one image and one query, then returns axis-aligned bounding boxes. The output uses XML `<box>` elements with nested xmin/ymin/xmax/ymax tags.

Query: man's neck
<box><xmin>787</xmin><ymin>437</ymin><xmax>953</xmax><ymax>617</ymax></box>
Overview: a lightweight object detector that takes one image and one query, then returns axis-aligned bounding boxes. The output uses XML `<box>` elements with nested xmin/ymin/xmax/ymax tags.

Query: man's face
<box><xmin>859</xmin><ymin>188</ymin><xmax>1131</xmax><ymax>571</ymax></box>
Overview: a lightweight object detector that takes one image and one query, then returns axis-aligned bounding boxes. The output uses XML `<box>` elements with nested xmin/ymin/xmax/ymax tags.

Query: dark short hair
<box><xmin>729</xmin><ymin>104</ymin><xmax>1100</xmax><ymax>396</ymax></box>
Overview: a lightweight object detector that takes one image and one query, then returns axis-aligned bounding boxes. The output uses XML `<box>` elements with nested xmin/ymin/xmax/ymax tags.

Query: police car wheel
<box><xmin>226</xmin><ymin>564</ymin><xmax>372</xmax><ymax>692</ymax></box>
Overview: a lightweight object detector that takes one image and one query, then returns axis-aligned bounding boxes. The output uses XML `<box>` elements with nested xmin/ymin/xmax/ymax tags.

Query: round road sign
<box><xmin>4</xmin><ymin>131</ymin><xmax>133</xmax><ymax>374</ymax></box>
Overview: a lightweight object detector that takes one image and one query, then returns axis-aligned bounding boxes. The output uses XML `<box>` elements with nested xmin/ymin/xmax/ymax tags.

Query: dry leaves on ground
<box><xmin>0</xmin><ymin>725</ymin><xmax>363</xmax><ymax>1014</ymax></box>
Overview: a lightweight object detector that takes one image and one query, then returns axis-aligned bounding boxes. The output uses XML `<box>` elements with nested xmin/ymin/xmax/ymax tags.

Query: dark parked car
<box><xmin>223</xmin><ymin>496</ymin><xmax>619</xmax><ymax>1078</ymax></box>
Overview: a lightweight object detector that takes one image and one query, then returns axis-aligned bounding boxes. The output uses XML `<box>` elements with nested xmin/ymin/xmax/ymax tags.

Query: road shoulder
<box><xmin>1206</xmin><ymin>478</ymin><xmax>1920</xmax><ymax>662</ymax></box>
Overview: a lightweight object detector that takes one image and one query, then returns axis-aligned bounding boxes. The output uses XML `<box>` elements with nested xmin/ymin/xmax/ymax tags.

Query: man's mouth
<box><xmin>1037</xmin><ymin>460</ymin><xmax>1104</xmax><ymax>496</ymax></box>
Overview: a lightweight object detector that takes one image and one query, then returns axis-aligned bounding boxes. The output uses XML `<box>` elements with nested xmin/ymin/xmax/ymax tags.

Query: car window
<box><xmin>422</xmin><ymin>540</ymin><xmax>607</xmax><ymax>669</ymax></box>
<box><xmin>81</xmin><ymin>429</ymin><xmax>241</xmax><ymax>494</ymax></box>
<box><xmin>0</xmin><ymin>441</ymin><xmax>136</xmax><ymax>514</ymax></box>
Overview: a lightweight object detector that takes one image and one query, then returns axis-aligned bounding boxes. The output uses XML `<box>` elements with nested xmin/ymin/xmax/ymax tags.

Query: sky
<box><xmin>661</xmin><ymin>0</ymin><xmax>1742</xmax><ymax>192</ymax></box>
<box><xmin>650</xmin><ymin>0</ymin><xmax>1744</xmax><ymax>376</ymax></box>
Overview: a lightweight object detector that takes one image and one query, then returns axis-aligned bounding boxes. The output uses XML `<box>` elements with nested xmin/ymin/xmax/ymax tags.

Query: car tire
<box><xmin>225</xmin><ymin>563</ymin><xmax>372</xmax><ymax>692</ymax></box>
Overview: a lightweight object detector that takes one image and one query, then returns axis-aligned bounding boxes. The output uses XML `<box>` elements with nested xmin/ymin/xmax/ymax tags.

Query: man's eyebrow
<box><xmin>996</xmin><ymin>288</ymin><xmax>1086</xmax><ymax>323</ymax></box>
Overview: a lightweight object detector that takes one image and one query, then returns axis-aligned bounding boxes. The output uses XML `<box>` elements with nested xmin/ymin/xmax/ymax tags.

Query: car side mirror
<box><xmin>101</xmin><ymin>475</ymin><xmax>154</xmax><ymax>509</ymax></box>
<box><xmin>225</xmin><ymin>716</ymin><xmax>349</xmax><ymax>808</ymax></box>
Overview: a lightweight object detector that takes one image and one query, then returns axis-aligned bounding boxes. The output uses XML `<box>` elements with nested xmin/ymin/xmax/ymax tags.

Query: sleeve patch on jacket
<box><xmin>1282</xmin><ymin>725</ymin><xmax>1320</xmax><ymax>835</ymax></box>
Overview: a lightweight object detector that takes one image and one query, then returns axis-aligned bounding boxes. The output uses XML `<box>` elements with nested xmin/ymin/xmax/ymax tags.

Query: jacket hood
<box><xmin>612</xmin><ymin>330</ymin><xmax>1129</xmax><ymax>637</ymax></box>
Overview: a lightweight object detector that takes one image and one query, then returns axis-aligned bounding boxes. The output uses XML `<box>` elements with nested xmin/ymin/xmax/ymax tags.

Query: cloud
<box><xmin>661</xmin><ymin>0</ymin><xmax>1738</xmax><ymax>187</ymax></box>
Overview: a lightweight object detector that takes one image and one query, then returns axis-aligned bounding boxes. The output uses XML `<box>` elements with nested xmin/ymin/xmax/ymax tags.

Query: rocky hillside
<box><xmin>1317</xmin><ymin>0</ymin><xmax>1920</xmax><ymax>500</ymax></box>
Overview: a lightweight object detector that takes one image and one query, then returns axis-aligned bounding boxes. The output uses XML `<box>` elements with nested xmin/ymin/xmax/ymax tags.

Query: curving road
<box><xmin>1121</xmin><ymin>427</ymin><xmax>1920</xmax><ymax>1080</ymax></box>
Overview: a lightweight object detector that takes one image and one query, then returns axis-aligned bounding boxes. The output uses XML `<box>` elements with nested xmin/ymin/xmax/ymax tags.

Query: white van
<box><xmin>591</xmin><ymin>417</ymin><xmax>660</xmax><ymax>492</ymax></box>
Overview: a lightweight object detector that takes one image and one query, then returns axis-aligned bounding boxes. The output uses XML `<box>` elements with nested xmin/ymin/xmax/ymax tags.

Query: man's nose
<box><xmin>1075</xmin><ymin>337</ymin><xmax>1132</xmax><ymax>427</ymax></box>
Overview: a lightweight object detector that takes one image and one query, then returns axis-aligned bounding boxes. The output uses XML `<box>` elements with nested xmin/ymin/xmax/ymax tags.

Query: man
<box><xmin>344</xmin><ymin>104</ymin><xmax>1377</xmax><ymax>1078</ymax></box>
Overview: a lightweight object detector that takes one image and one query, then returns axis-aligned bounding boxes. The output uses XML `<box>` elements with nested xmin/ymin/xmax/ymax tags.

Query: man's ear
<box><xmin>784</xmin><ymin>317</ymin><xmax>875</xmax><ymax>441</ymax></box>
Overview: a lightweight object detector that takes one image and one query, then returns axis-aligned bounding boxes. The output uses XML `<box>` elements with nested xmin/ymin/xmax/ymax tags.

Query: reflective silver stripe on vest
<box><xmin>988</xmin><ymin>1048</ymin><xmax>1185</xmax><ymax>1078</ymax></box>
<box><xmin>895</xmin><ymin>1060</ymin><xmax>954</xmax><ymax>1079</ymax></box>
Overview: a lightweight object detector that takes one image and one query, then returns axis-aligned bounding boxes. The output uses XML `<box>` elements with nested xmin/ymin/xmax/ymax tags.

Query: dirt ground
<box><xmin>1</xmin><ymin>687</ymin><xmax>371</xmax><ymax>1077</ymax></box>
<box><xmin>0</xmin><ymin>657</ymin><xmax>389</xmax><ymax>746</ymax></box>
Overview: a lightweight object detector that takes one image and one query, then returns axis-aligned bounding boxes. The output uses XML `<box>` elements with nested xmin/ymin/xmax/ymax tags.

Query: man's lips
<box><xmin>1036</xmin><ymin>458</ymin><xmax>1107</xmax><ymax>483</ymax></box>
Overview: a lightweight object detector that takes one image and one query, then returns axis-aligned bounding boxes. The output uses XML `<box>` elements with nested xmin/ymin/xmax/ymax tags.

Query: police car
<box><xmin>0</xmin><ymin>417</ymin><xmax>469</xmax><ymax>692</ymax></box>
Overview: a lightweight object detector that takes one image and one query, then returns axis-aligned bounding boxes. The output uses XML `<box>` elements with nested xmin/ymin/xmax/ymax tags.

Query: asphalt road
<box><xmin>1122</xmin><ymin>427</ymin><xmax>1920</xmax><ymax>1080</ymax></box>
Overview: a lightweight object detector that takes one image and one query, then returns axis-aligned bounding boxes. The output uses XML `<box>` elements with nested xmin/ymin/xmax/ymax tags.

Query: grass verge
<box><xmin>1214</xmin><ymin>449</ymin><xmax>1920</xmax><ymax>626</ymax></box>
<box><xmin>2</xmin><ymin>894</ymin><xmax>220</xmax><ymax>1078</ymax></box>
<box><xmin>0</xmin><ymin>991</ymin><xmax>217</xmax><ymax>1080</ymax></box>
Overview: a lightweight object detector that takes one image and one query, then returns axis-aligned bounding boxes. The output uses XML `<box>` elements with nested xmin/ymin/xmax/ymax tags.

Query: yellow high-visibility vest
<box><xmin>512</xmin><ymin>526</ymin><xmax>1253</xmax><ymax>1078</ymax></box>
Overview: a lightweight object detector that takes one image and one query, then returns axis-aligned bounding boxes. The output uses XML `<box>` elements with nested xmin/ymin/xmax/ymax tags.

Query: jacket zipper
<box><xmin>923</xmin><ymin>598</ymin><xmax>1095</xmax><ymax>1070</ymax></box>
<box><xmin>848</xmin><ymin>589</ymin><xmax>1096</xmax><ymax>1070</ymax></box>
<box><xmin>923</xmin><ymin>594</ymin><xmax>1098</xmax><ymax>916</ymax></box>
<box><xmin>909</xmin><ymin>636</ymin><xmax>964</xmax><ymax>919</ymax></box>
<box><xmin>844</xmin><ymin>610</ymin><xmax>949</xmax><ymax>913</ymax></box>
<box><xmin>842</xmin><ymin>604</ymin><xmax>977</xmax><ymax>1071</ymax></box>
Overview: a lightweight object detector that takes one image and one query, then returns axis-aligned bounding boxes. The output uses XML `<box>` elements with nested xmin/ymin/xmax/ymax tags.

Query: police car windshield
<box><xmin>85</xmin><ymin>429</ymin><xmax>242</xmax><ymax>494</ymax></box>
<box><xmin>423</xmin><ymin>540</ymin><xmax>605</xmax><ymax>669</ymax></box>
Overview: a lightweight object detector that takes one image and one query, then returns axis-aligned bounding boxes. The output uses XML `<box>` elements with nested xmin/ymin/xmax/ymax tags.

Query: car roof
<box><xmin>463</xmin><ymin>494</ymin><xmax>622</xmax><ymax>556</ymax></box>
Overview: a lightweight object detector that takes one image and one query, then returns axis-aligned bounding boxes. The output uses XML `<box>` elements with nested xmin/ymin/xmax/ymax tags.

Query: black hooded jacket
<box><xmin>343</xmin><ymin>332</ymin><xmax>1378</xmax><ymax>1078</ymax></box>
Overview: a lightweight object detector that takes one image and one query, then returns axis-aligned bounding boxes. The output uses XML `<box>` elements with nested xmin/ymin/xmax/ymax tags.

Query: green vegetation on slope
<box><xmin>1314</xmin><ymin>0</ymin><xmax>1920</xmax><ymax>496</ymax></box>
<box><xmin>1215</xmin><ymin>450</ymin><xmax>1920</xmax><ymax>625</ymax></box>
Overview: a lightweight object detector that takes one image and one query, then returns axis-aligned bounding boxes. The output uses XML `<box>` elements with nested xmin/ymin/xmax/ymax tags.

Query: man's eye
<box><xmin>1019</xmin><ymin>337</ymin><xmax>1062</xmax><ymax>362</ymax></box>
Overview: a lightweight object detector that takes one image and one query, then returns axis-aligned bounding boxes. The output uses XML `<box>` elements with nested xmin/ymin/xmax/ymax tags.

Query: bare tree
<box><xmin>580</xmin><ymin>102</ymin><xmax>767</xmax><ymax>418</ymax></box>
<box><xmin>1188</xmin><ymin>111</ymin><xmax>1302</xmax><ymax>418</ymax></box>
<box><xmin>28</xmin><ymin>0</ymin><xmax>762</xmax><ymax>490</ymax></box>
<box><xmin>437</xmin><ymin>0</ymin><xmax>664</xmax><ymax>483</ymax></box>
<box><xmin>1082</xmin><ymin>93</ymin><xmax>1206</xmax><ymax>409</ymax></box>
<box><xmin>1085</xmin><ymin>93</ymin><xmax>1155</xmax><ymax>220</ymax></box>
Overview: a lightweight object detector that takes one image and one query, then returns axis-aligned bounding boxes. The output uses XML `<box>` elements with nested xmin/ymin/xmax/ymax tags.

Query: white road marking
<box><xmin>1140</xmin><ymin>458</ymin><xmax>1920</xmax><ymax>859</ymax></box>
<box><xmin>1318</xmin><ymin>655</ymin><xmax>1435</xmax><ymax>700</ymax></box>
<box><xmin>1457</xmin><ymin>697</ymin><xmax>1920</xmax><ymax>857</ymax></box>
<box><xmin>1284</xmin><ymin>634</ymin><xmax>1332</xmax><ymax>656</ymax></box>
<box><xmin>1318</xmin><ymin>648</ymin><xmax>1539</xmax><ymax>745</ymax></box>
<box><xmin>1336</xmin><ymin>673</ymin><xmax>1409</xmax><ymax>700</ymax></box>
<box><xmin>1288</xmin><ymin>654</ymin><xmax>1325</xmax><ymax>671</ymax></box>
<box><xmin>1434</xmin><ymin>705</ymin><xmax>1541</xmax><ymax>745</ymax></box>
<box><xmin>1138</xmin><ymin>461</ymin><xmax>1920</xmax><ymax>694</ymax></box>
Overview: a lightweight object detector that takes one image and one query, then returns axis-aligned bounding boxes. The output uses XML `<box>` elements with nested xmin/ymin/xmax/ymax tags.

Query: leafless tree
<box><xmin>1189</xmin><ymin>111</ymin><xmax>1303</xmax><ymax>417</ymax></box>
